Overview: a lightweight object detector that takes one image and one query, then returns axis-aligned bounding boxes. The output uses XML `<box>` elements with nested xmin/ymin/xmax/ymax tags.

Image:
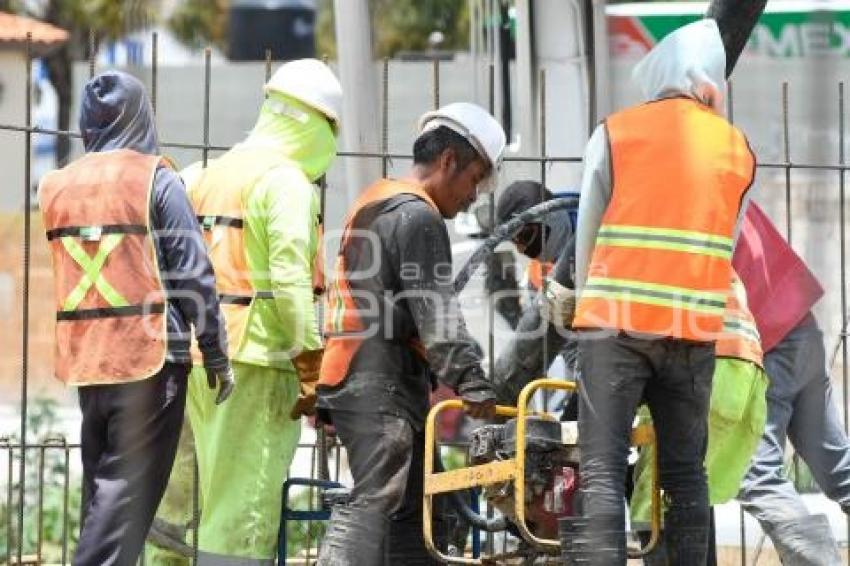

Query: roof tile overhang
<box><xmin>0</xmin><ymin>12</ymin><xmax>69</xmax><ymax>57</ymax></box>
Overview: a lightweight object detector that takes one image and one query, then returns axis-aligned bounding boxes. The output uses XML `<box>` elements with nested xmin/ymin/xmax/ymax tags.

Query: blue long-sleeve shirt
<box><xmin>151</xmin><ymin>168</ymin><xmax>229</xmax><ymax>369</ymax></box>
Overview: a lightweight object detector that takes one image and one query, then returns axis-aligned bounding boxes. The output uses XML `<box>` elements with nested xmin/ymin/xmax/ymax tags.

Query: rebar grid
<box><xmin>0</xmin><ymin>24</ymin><xmax>847</xmax><ymax>565</ymax></box>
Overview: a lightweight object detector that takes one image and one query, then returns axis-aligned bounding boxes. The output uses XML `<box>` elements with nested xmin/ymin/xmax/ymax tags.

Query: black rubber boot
<box><xmin>387</xmin><ymin>517</ymin><xmax>442</xmax><ymax>566</ymax></box>
<box><xmin>317</xmin><ymin>505</ymin><xmax>389</xmax><ymax>566</ymax></box>
<box><xmin>560</xmin><ymin>514</ymin><xmax>627</xmax><ymax>566</ymax></box>
<box><xmin>664</xmin><ymin>505</ymin><xmax>709</xmax><ymax>566</ymax></box>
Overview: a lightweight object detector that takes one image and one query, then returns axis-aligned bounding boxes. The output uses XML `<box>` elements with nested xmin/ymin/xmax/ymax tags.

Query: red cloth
<box><xmin>732</xmin><ymin>203</ymin><xmax>823</xmax><ymax>352</ymax></box>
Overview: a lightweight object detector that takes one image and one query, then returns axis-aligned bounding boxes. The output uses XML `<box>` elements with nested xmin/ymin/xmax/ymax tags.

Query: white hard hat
<box><xmin>264</xmin><ymin>58</ymin><xmax>343</xmax><ymax>132</ymax></box>
<box><xmin>417</xmin><ymin>102</ymin><xmax>506</xmax><ymax>170</ymax></box>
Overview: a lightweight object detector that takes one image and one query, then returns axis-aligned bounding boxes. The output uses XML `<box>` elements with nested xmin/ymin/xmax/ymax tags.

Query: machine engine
<box><xmin>468</xmin><ymin>416</ymin><xmax>581</xmax><ymax>539</ymax></box>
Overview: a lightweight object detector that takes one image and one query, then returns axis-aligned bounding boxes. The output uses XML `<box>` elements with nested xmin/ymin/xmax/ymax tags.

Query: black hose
<box><xmin>453</xmin><ymin>197</ymin><xmax>579</xmax><ymax>293</ymax></box>
<box><xmin>434</xmin><ymin>454</ymin><xmax>508</xmax><ymax>533</ymax></box>
<box><xmin>705</xmin><ymin>0</ymin><xmax>768</xmax><ymax>78</ymax></box>
<box><xmin>447</xmin><ymin>197</ymin><xmax>579</xmax><ymax>533</ymax></box>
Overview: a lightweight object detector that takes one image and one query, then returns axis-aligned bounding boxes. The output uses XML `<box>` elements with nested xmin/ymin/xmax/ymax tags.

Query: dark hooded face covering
<box><xmin>80</xmin><ymin>71</ymin><xmax>158</xmax><ymax>155</ymax></box>
<box><xmin>512</xmin><ymin>223</ymin><xmax>549</xmax><ymax>259</ymax></box>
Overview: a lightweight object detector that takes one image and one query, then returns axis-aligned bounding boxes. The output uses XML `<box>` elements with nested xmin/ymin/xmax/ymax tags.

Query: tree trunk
<box><xmin>705</xmin><ymin>0</ymin><xmax>768</xmax><ymax>78</ymax></box>
<box><xmin>42</xmin><ymin>0</ymin><xmax>75</xmax><ymax>166</ymax></box>
<box><xmin>43</xmin><ymin>47</ymin><xmax>73</xmax><ymax>166</ymax></box>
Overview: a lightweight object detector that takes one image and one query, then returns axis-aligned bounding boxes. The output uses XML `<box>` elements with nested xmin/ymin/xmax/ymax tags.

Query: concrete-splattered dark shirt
<box><xmin>317</xmin><ymin>193</ymin><xmax>487</xmax><ymax>429</ymax></box>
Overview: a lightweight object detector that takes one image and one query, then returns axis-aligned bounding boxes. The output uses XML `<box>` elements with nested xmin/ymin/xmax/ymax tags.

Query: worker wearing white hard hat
<box><xmin>151</xmin><ymin>58</ymin><xmax>342</xmax><ymax>565</ymax></box>
<box><xmin>316</xmin><ymin>102</ymin><xmax>505</xmax><ymax>565</ymax></box>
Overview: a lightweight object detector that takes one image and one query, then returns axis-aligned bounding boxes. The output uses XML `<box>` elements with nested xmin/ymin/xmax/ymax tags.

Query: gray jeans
<box><xmin>578</xmin><ymin>334</ymin><xmax>715</xmax><ymax>519</ymax></box>
<box><xmin>328</xmin><ymin>410</ymin><xmax>448</xmax><ymax>564</ymax></box>
<box><xmin>738</xmin><ymin>318</ymin><xmax>850</xmax><ymax>524</ymax></box>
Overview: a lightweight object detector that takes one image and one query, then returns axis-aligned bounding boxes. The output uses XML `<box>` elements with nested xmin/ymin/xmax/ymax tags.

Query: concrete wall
<box><xmin>0</xmin><ymin>50</ymin><xmax>28</xmax><ymax>212</ymax></box>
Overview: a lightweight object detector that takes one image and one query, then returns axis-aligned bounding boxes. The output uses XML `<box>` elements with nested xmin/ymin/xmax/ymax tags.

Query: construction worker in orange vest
<box><xmin>567</xmin><ymin>20</ymin><xmax>755</xmax><ymax>564</ymax></box>
<box><xmin>316</xmin><ymin>102</ymin><xmax>505</xmax><ymax>565</ymax></box>
<box><xmin>39</xmin><ymin>71</ymin><xmax>232</xmax><ymax>566</ymax></box>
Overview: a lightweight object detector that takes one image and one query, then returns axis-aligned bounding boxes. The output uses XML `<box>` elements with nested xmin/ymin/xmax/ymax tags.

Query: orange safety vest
<box><xmin>319</xmin><ymin>179</ymin><xmax>439</xmax><ymax>387</ymax></box>
<box><xmin>573</xmin><ymin>98</ymin><xmax>755</xmax><ymax>341</ymax></box>
<box><xmin>39</xmin><ymin>149</ymin><xmax>168</xmax><ymax>386</ymax></box>
<box><xmin>526</xmin><ymin>259</ymin><xmax>553</xmax><ymax>291</ymax></box>
<box><xmin>716</xmin><ymin>273</ymin><xmax>763</xmax><ymax>367</ymax></box>
<box><xmin>187</xmin><ymin>147</ymin><xmax>324</xmax><ymax>360</ymax></box>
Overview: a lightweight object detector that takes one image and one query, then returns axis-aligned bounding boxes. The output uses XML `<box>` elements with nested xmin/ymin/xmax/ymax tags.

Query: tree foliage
<box><xmin>168</xmin><ymin>0</ymin><xmax>228</xmax><ymax>52</ymax></box>
<box><xmin>19</xmin><ymin>0</ymin><xmax>159</xmax><ymax>164</ymax></box>
<box><xmin>316</xmin><ymin>0</ymin><xmax>470</xmax><ymax>59</ymax></box>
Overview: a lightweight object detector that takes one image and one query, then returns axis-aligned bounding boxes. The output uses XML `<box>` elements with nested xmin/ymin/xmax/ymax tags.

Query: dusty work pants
<box><xmin>187</xmin><ymin>362</ymin><xmax>301</xmax><ymax>565</ymax></box>
<box><xmin>738</xmin><ymin>319</ymin><xmax>850</xmax><ymax>561</ymax></box>
<box><xmin>322</xmin><ymin>410</ymin><xmax>445</xmax><ymax>565</ymax></box>
<box><xmin>577</xmin><ymin>334</ymin><xmax>715</xmax><ymax>563</ymax></box>
<box><xmin>75</xmin><ymin>362</ymin><xmax>189</xmax><ymax>566</ymax></box>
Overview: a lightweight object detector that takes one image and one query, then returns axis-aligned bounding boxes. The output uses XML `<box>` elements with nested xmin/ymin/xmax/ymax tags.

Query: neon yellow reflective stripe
<box><xmin>599</xmin><ymin>225</ymin><xmax>733</xmax><ymax>246</ymax></box>
<box><xmin>723</xmin><ymin>318</ymin><xmax>761</xmax><ymax>342</ymax></box>
<box><xmin>581</xmin><ymin>288</ymin><xmax>725</xmax><ymax>315</ymax></box>
<box><xmin>595</xmin><ymin>236</ymin><xmax>732</xmax><ymax>259</ymax></box>
<box><xmin>61</xmin><ymin>234</ymin><xmax>130</xmax><ymax>311</ymax></box>
<box><xmin>597</xmin><ymin>225</ymin><xmax>733</xmax><ymax>258</ymax></box>
<box><xmin>583</xmin><ymin>276</ymin><xmax>727</xmax><ymax>315</ymax></box>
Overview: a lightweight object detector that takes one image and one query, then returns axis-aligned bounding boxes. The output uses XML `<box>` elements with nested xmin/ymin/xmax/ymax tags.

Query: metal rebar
<box><xmin>63</xmin><ymin>441</ymin><xmax>70</xmax><ymax>565</ymax></box>
<box><xmin>36</xmin><ymin>445</ymin><xmax>46</xmax><ymax>561</ymax></box>
<box><xmin>487</xmin><ymin>62</ymin><xmax>496</xmax><ymax>382</ymax></box>
<box><xmin>0</xmin><ymin>132</ymin><xmax>841</xmax><ymax>171</ymax></box>
<box><xmin>740</xmin><ymin>505</ymin><xmax>746</xmax><ymax>566</ymax></box>
<box><xmin>5</xmin><ymin>438</ymin><xmax>13</xmax><ymax>565</ymax></box>
<box><xmin>88</xmin><ymin>29</ymin><xmax>96</xmax><ymax>78</ymax></box>
<box><xmin>306</xmin><ymin>446</ymin><xmax>318</xmax><ymax>562</ymax></box>
<box><xmin>539</xmin><ymin>67</ymin><xmax>550</xmax><ymax>413</ymax></box>
<box><xmin>783</xmin><ymin>82</ymin><xmax>792</xmax><ymax>243</ymax></box>
<box><xmin>433</xmin><ymin>57</ymin><xmax>440</xmax><ymax>109</ymax></box>
<box><xmin>18</xmin><ymin>35</ymin><xmax>33</xmax><ymax>566</ymax></box>
<box><xmin>839</xmin><ymin>81</ymin><xmax>850</xmax><ymax>566</ymax></box>
<box><xmin>382</xmin><ymin>58</ymin><xmax>389</xmax><ymax>178</ymax></box>
<box><xmin>265</xmin><ymin>49</ymin><xmax>273</xmax><ymax>82</ymax></box>
<box><xmin>192</xmin><ymin>452</ymin><xmax>199</xmax><ymax>565</ymax></box>
<box><xmin>840</xmin><ymin>82</ymin><xmax>848</xmax><ymax>437</ymax></box>
<box><xmin>151</xmin><ymin>32</ymin><xmax>158</xmax><ymax>115</ymax></box>
<box><xmin>202</xmin><ymin>48</ymin><xmax>212</xmax><ymax>168</ymax></box>
<box><xmin>727</xmin><ymin>79</ymin><xmax>734</xmax><ymax>123</ymax></box>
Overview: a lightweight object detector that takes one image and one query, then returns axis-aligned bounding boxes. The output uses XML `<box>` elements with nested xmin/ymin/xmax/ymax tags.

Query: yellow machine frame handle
<box><xmin>422</xmin><ymin>379</ymin><xmax>661</xmax><ymax>565</ymax></box>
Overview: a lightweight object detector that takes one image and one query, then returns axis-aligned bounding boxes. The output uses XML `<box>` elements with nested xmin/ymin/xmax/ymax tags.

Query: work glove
<box><xmin>205</xmin><ymin>364</ymin><xmax>235</xmax><ymax>405</ymax></box>
<box><xmin>457</xmin><ymin>377</ymin><xmax>497</xmax><ymax>419</ymax></box>
<box><xmin>290</xmin><ymin>349</ymin><xmax>324</xmax><ymax>420</ymax></box>
<box><xmin>539</xmin><ymin>279</ymin><xmax>576</xmax><ymax>328</ymax></box>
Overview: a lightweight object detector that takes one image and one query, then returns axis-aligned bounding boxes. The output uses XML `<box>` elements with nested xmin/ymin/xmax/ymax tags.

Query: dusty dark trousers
<box><xmin>325</xmin><ymin>410</ymin><xmax>446</xmax><ymax>565</ymax></box>
<box><xmin>577</xmin><ymin>334</ymin><xmax>715</xmax><ymax>564</ymax></box>
<box><xmin>74</xmin><ymin>363</ymin><xmax>189</xmax><ymax>566</ymax></box>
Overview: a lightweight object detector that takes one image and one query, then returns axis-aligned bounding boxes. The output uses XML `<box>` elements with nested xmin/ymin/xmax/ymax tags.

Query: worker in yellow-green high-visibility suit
<box><xmin>150</xmin><ymin>58</ymin><xmax>342</xmax><ymax>566</ymax></box>
<box><xmin>630</xmin><ymin>274</ymin><xmax>768</xmax><ymax>564</ymax></box>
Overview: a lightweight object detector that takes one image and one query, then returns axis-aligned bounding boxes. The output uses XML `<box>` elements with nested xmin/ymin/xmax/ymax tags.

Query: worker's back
<box><xmin>573</xmin><ymin>97</ymin><xmax>754</xmax><ymax>341</ymax></box>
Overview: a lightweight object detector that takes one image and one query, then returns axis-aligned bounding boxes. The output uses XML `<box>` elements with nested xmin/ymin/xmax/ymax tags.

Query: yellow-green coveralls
<box><xmin>630</xmin><ymin>357</ymin><xmax>768</xmax><ymax>529</ymax></box>
<box><xmin>149</xmin><ymin>92</ymin><xmax>336</xmax><ymax>565</ymax></box>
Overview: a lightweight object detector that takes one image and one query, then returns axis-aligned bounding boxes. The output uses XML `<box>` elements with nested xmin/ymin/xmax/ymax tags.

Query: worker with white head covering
<box><xmin>564</xmin><ymin>19</ymin><xmax>756</xmax><ymax>564</ymax></box>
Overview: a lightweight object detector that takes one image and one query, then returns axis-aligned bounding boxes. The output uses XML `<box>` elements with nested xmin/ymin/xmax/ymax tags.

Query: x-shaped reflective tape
<box><xmin>60</xmin><ymin>233</ymin><xmax>130</xmax><ymax>311</ymax></box>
